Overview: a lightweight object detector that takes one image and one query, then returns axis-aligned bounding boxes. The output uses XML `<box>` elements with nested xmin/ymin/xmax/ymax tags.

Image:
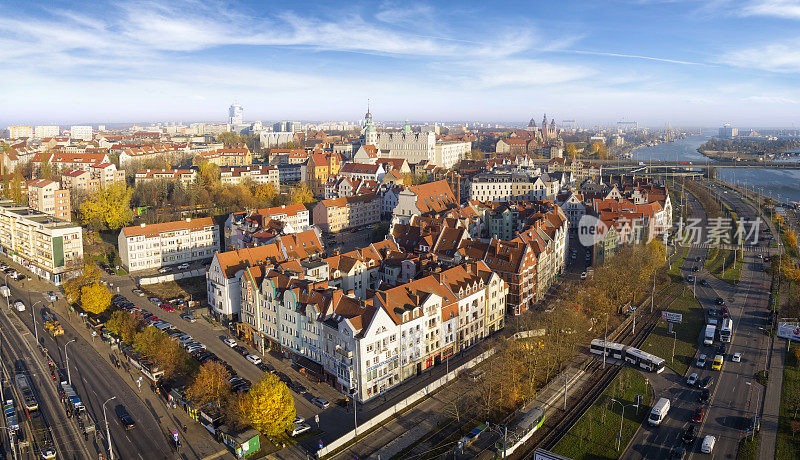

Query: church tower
<box><xmin>542</xmin><ymin>114</ymin><xmax>549</xmax><ymax>141</ymax></box>
<box><xmin>361</xmin><ymin>104</ymin><xmax>378</xmax><ymax>146</ymax></box>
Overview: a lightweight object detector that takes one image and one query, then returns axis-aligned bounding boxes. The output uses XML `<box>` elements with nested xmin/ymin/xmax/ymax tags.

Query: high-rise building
<box><xmin>229</xmin><ymin>102</ymin><xmax>244</xmax><ymax>126</ymax></box>
<box><xmin>5</xmin><ymin>126</ymin><xmax>34</xmax><ymax>139</ymax></box>
<box><xmin>719</xmin><ymin>123</ymin><xmax>738</xmax><ymax>139</ymax></box>
<box><xmin>69</xmin><ymin>125</ymin><xmax>93</xmax><ymax>141</ymax></box>
<box><xmin>34</xmin><ymin>126</ymin><xmax>60</xmax><ymax>138</ymax></box>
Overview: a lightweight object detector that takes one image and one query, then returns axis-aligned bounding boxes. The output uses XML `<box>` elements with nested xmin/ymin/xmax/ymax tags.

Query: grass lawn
<box><xmin>640</xmin><ymin>285</ymin><xmax>704</xmax><ymax>376</ymax></box>
<box><xmin>140</xmin><ymin>277</ymin><xmax>206</xmax><ymax>303</ymax></box>
<box><xmin>738</xmin><ymin>433</ymin><xmax>759</xmax><ymax>460</ymax></box>
<box><xmin>777</xmin><ymin>344</ymin><xmax>800</xmax><ymax>459</ymax></box>
<box><xmin>704</xmin><ymin>248</ymin><xmax>742</xmax><ymax>285</ymax></box>
<box><xmin>668</xmin><ymin>247</ymin><xmax>689</xmax><ymax>281</ymax></box>
<box><xmin>552</xmin><ymin>367</ymin><xmax>652</xmax><ymax>460</ymax></box>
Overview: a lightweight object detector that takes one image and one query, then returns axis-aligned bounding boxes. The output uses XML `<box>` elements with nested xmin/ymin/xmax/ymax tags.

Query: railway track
<box><xmin>529</xmin><ymin>286</ymin><xmax>683</xmax><ymax>455</ymax></box>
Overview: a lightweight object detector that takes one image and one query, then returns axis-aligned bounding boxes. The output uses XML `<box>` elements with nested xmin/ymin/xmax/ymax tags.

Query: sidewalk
<box><xmin>758</xmin><ymin>275</ymin><xmax>790</xmax><ymax>459</ymax></box>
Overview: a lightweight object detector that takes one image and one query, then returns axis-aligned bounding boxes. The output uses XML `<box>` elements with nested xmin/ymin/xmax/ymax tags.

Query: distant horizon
<box><xmin>3</xmin><ymin>1</ymin><xmax>800</xmax><ymax>126</ymax></box>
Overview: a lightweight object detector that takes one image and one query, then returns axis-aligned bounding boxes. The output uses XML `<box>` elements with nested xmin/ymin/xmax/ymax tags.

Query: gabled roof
<box><xmin>407</xmin><ymin>180</ymin><xmax>456</xmax><ymax>214</ymax></box>
<box><xmin>122</xmin><ymin>217</ymin><xmax>214</xmax><ymax>239</ymax></box>
<box><xmin>216</xmin><ymin>243</ymin><xmax>284</xmax><ymax>279</ymax></box>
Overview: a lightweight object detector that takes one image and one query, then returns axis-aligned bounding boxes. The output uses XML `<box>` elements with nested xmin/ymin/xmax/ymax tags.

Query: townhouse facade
<box><xmin>219</xmin><ymin>165</ymin><xmax>279</xmax><ymax>187</ymax></box>
<box><xmin>118</xmin><ymin>217</ymin><xmax>219</xmax><ymax>272</ymax></box>
<box><xmin>134</xmin><ymin>169</ymin><xmax>197</xmax><ymax>187</ymax></box>
<box><xmin>27</xmin><ymin>179</ymin><xmax>71</xmax><ymax>221</ymax></box>
<box><xmin>312</xmin><ymin>193</ymin><xmax>381</xmax><ymax>233</ymax></box>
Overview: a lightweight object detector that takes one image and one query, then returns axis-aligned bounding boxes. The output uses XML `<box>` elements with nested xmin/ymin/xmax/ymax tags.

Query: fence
<box><xmin>138</xmin><ymin>269</ymin><xmax>206</xmax><ymax>285</ymax></box>
<box><xmin>317</xmin><ymin>348</ymin><xmax>496</xmax><ymax>458</ymax></box>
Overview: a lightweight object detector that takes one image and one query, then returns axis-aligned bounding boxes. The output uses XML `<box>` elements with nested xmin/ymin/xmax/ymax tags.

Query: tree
<box><xmin>79</xmin><ymin>182</ymin><xmax>134</xmax><ymax>231</ymax></box>
<box><xmin>565</xmin><ymin>143</ymin><xmax>578</xmax><ymax>160</ymax></box>
<box><xmin>80</xmin><ymin>282</ymin><xmax>112</xmax><ymax>315</ymax></box>
<box><xmin>466</xmin><ymin>149</ymin><xmax>484</xmax><ymax>161</ymax></box>
<box><xmin>786</xmin><ymin>230</ymin><xmax>798</xmax><ymax>250</ymax></box>
<box><xmin>216</xmin><ymin>132</ymin><xmax>244</xmax><ymax>147</ymax></box>
<box><xmin>254</xmin><ymin>183</ymin><xmax>278</xmax><ymax>205</ymax></box>
<box><xmin>106</xmin><ymin>310</ymin><xmax>141</xmax><ymax>343</ymax></box>
<box><xmin>188</xmin><ymin>361</ymin><xmax>232</xmax><ymax>407</ymax></box>
<box><xmin>39</xmin><ymin>159</ymin><xmax>55</xmax><ymax>180</ymax></box>
<box><xmin>240</xmin><ymin>373</ymin><xmax>295</xmax><ymax>436</ymax></box>
<box><xmin>64</xmin><ymin>261</ymin><xmax>101</xmax><ymax>303</ymax></box>
<box><xmin>10</xmin><ymin>172</ymin><xmax>22</xmax><ymax>204</ymax></box>
<box><xmin>289</xmin><ymin>183</ymin><xmax>314</xmax><ymax>205</ymax></box>
<box><xmin>197</xmin><ymin>159</ymin><xmax>220</xmax><ymax>188</ymax></box>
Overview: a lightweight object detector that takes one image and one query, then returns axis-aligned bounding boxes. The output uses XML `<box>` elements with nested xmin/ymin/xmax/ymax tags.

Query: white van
<box><xmin>701</xmin><ymin>435</ymin><xmax>716</xmax><ymax>453</ymax></box>
<box><xmin>648</xmin><ymin>397</ymin><xmax>670</xmax><ymax>426</ymax></box>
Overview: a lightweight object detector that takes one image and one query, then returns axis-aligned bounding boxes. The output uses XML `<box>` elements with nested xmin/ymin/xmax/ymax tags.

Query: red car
<box><xmin>160</xmin><ymin>303</ymin><xmax>175</xmax><ymax>312</ymax></box>
<box><xmin>692</xmin><ymin>406</ymin><xmax>705</xmax><ymax>423</ymax></box>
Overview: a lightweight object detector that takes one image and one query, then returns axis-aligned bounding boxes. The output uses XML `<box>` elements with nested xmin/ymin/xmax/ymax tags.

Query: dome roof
<box><xmin>528</xmin><ymin>118</ymin><xmax>537</xmax><ymax>127</ymax></box>
<box><xmin>401</xmin><ymin>119</ymin><xmax>412</xmax><ymax>133</ymax></box>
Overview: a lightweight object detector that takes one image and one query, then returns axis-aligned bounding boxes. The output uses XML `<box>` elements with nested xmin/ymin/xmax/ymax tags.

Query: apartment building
<box><xmin>225</xmin><ymin>204</ymin><xmax>311</xmax><ymax>249</ymax></box>
<box><xmin>433</xmin><ymin>140</ymin><xmax>472</xmax><ymax>169</ymax></box>
<box><xmin>35</xmin><ymin>126</ymin><xmax>60</xmax><ymax>138</ymax></box>
<box><xmin>197</xmin><ymin>148</ymin><xmax>253</xmax><ymax>166</ymax></box>
<box><xmin>339</xmin><ymin>163</ymin><xmax>386</xmax><ymax>182</ymax></box>
<box><xmin>469</xmin><ymin>172</ymin><xmax>538</xmax><ymax>202</ymax></box>
<box><xmin>312</xmin><ymin>193</ymin><xmax>381</xmax><ymax>233</ymax></box>
<box><xmin>0</xmin><ymin>200</ymin><xmax>83</xmax><ymax>284</ymax></box>
<box><xmin>134</xmin><ymin>169</ymin><xmax>197</xmax><ymax>187</ymax></box>
<box><xmin>32</xmin><ymin>152</ymin><xmax>110</xmax><ymax>173</ymax></box>
<box><xmin>118</xmin><ymin>217</ymin><xmax>219</xmax><ymax>272</ymax></box>
<box><xmin>219</xmin><ymin>165</ymin><xmax>279</xmax><ymax>187</ymax></box>
<box><xmin>5</xmin><ymin>126</ymin><xmax>34</xmax><ymax>139</ymax></box>
<box><xmin>61</xmin><ymin>163</ymin><xmax>125</xmax><ymax>192</ymax></box>
<box><xmin>27</xmin><ymin>179</ymin><xmax>71</xmax><ymax>221</ymax></box>
<box><xmin>240</xmin><ymin>260</ymin><xmax>506</xmax><ymax>402</ymax></box>
<box><xmin>69</xmin><ymin>125</ymin><xmax>93</xmax><ymax>141</ymax></box>
<box><xmin>392</xmin><ymin>180</ymin><xmax>458</xmax><ymax>226</ymax></box>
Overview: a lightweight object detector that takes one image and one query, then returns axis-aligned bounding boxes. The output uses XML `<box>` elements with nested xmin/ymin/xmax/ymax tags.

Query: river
<box><xmin>631</xmin><ymin>130</ymin><xmax>800</xmax><ymax>204</ymax></box>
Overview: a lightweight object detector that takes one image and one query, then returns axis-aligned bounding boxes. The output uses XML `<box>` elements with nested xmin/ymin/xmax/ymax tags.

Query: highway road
<box><xmin>0</xmin><ymin>273</ymin><xmax>175</xmax><ymax>460</ymax></box>
<box><xmin>625</xmin><ymin>181</ymin><xmax>774</xmax><ymax>458</ymax></box>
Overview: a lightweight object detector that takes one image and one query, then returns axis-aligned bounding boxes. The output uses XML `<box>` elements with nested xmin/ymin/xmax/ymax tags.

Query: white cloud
<box><xmin>741</xmin><ymin>0</ymin><xmax>800</xmax><ymax>19</ymax></box>
<box><xmin>721</xmin><ymin>39</ymin><xmax>800</xmax><ymax>72</ymax></box>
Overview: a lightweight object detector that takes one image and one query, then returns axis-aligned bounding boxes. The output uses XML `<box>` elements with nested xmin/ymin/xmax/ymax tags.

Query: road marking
<box><xmin>200</xmin><ymin>450</ymin><xmax>230</xmax><ymax>460</ymax></box>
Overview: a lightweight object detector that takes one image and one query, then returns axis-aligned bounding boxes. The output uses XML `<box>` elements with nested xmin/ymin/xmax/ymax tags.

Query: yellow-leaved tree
<box><xmin>254</xmin><ymin>183</ymin><xmax>278</xmax><ymax>205</ymax></box>
<box><xmin>79</xmin><ymin>182</ymin><xmax>134</xmax><ymax>231</ymax></box>
<box><xmin>290</xmin><ymin>183</ymin><xmax>314</xmax><ymax>205</ymax></box>
<box><xmin>240</xmin><ymin>373</ymin><xmax>295</xmax><ymax>436</ymax></box>
<box><xmin>188</xmin><ymin>361</ymin><xmax>232</xmax><ymax>407</ymax></box>
<box><xmin>64</xmin><ymin>261</ymin><xmax>102</xmax><ymax>304</ymax></box>
<box><xmin>80</xmin><ymin>282</ymin><xmax>112</xmax><ymax>315</ymax></box>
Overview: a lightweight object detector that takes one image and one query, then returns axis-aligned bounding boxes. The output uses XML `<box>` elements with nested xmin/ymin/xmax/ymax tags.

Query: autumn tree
<box><xmin>79</xmin><ymin>182</ymin><xmax>134</xmax><ymax>231</ymax></box>
<box><xmin>106</xmin><ymin>310</ymin><xmax>141</xmax><ymax>343</ymax></box>
<box><xmin>289</xmin><ymin>183</ymin><xmax>314</xmax><ymax>205</ymax></box>
<box><xmin>240</xmin><ymin>373</ymin><xmax>295</xmax><ymax>436</ymax></box>
<box><xmin>565</xmin><ymin>143</ymin><xmax>578</xmax><ymax>160</ymax></box>
<box><xmin>39</xmin><ymin>159</ymin><xmax>55</xmax><ymax>180</ymax></box>
<box><xmin>64</xmin><ymin>261</ymin><xmax>102</xmax><ymax>303</ymax></box>
<box><xmin>188</xmin><ymin>361</ymin><xmax>232</xmax><ymax>407</ymax></box>
<box><xmin>216</xmin><ymin>132</ymin><xmax>245</xmax><ymax>147</ymax></box>
<box><xmin>253</xmin><ymin>183</ymin><xmax>278</xmax><ymax>206</ymax></box>
<box><xmin>80</xmin><ymin>282</ymin><xmax>112</xmax><ymax>314</ymax></box>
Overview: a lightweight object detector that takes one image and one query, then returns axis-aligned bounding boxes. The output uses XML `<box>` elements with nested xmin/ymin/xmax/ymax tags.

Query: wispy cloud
<box><xmin>561</xmin><ymin>49</ymin><xmax>708</xmax><ymax>66</ymax></box>
<box><xmin>741</xmin><ymin>0</ymin><xmax>800</xmax><ymax>19</ymax></box>
<box><xmin>721</xmin><ymin>39</ymin><xmax>800</xmax><ymax>72</ymax></box>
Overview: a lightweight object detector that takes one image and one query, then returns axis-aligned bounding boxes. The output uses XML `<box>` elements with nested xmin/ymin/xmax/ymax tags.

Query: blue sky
<box><xmin>2</xmin><ymin>0</ymin><xmax>800</xmax><ymax>127</ymax></box>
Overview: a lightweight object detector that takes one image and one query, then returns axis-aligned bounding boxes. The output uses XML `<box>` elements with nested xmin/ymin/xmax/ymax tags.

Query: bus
<box><xmin>720</xmin><ymin>318</ymin><xmax>733</xmax><ymax>343</ymax></box>
<box><xmin>590</xmin><ymin>339</ymin><xmax>666</xmax><ymax>373</ymax></box>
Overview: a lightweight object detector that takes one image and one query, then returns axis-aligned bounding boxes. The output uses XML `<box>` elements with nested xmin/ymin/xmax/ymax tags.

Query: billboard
<box><xmin>777</xmin><ymin>322</ymin><xmax>800</xmax><ymax>342</ymax></box>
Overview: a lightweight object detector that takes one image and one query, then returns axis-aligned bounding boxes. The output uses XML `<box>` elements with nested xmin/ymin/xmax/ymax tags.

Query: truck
<box><xmin>43</xmin><ymin>312</ymin><xmax>63</xmax><ymax>337</ymax></box>
<box><xmin>648</xmin><ymin>397</ymin><xmax>671</xmax><ymax>426</ymax></box>
<box><xmin>719</xmin><ymin>318</ymin><xmax>733</xmax><ymax>343</ymax></box>
<box><xmin>704</xmin><ymin>325</ymin><xmax>715</xmax><ymax>345</ymax></box>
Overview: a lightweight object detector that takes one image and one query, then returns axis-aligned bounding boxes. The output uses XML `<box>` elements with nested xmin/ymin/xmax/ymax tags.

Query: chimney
<box><xmin>140</xmin><ymin>223</ymin><xmax>146</xmax><ymax>227</ymax></box>
<box><xmin>185</xmin><ymin>218</ymin><xmax>191</xmax><ymax>222</ymax></box>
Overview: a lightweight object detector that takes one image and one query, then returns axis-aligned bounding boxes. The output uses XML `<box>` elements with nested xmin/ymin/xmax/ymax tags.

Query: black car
<box><xmin>716</xmin><ymin>297</ymin><xmax>725</xmax><ymax>305</ymax></box>
<box><xmin>681</xmin><ymin>425</ymin><xmax>696</xmax><ymax>444</ymax></box>
<box><xmin>717</xmin><ymin>343</ymin><xmax>728</xmax><ymax>355</ymax></box>
<box><xmin>699</xmin><ymin>388</ymin><xmax>710</xmax><ymax>404</ymax></box>
<box><xmin>692</xmin><ymin>266</ymin><xmax>699</xmax><ymax>272</ymax></box>
<box><xmin>116</xmin><ymin>405</ymin><xmax>135</xmax><ymax>429</ymax></box>
<box><xmin>699</xmin><ymin>376</ymin><xmax>713</xmax><ymax>389</ymax></box>
<box><xmin>700</xmin><ymin>278</ymin><xmax>707</xmax><ymax>286</ymax></box>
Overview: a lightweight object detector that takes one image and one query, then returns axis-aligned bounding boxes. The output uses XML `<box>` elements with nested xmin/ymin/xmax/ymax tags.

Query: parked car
<box><xmin>160</xmin><ymin>303</ymin><xmax>175</xmax><ymax>312</ymax></box>
<box><xmin>177</xmin><ymin>263</ymin><xmax>190</xmax><ymax>270</ymax></box>
<box><xmin>245</xmin><ymin>354</ymin><xmax>262</xmax><ymax>365</ymax></box>
<box><xmin>681</xmin><ymin>425</ymin><xmax>696</xmax><ymax>444</ymax></box>
<box><xmin>732</xmin><ymin>352</ymin><xmax>741</xmax><ymax>362</ymax></box>
<box><xmin>289</xmin><ymin>423</ymin><xmax>311</xmax><ymax>437</ymax></box>
<box><xmin>699</xmin><ymin>376</ymin><xmax>713</xmax><ymax>389</ymax></box>
<box><xmin>13</xmin><ymin>300</ymin><xmax>24</xmax><ymax>311</ymax></box>
<box><xmin>311</xmin><ymin>397</ymin><xmax>330</xmax><ymax>409</ymax></box>
<box><xmin>180</xmin><ymin>313</ymin><xmax>196</xmax><ymax>323</ymax></box>
<box><xmin>256</xmin><ymin>362</ymin><xmax>273</xmax><ymax>373</ymax></box>
<box><xmin>158</xmin><ymin>267</ymin><xmax>172</xmax><ymax>273</ymax></box>
<box><xmin>715</xmin><ymin>297</ymin><xmax>725</xmax><ymax>305</ymax></box>
<box><xmin>148</xmin><ymin>297</ymin><xmax>161</xmax><ymax>305</ymax></box>
<box><xmin>696</xmin><ymin>354</ymin><xmax>707</xmax><ymax>368</ymax></box>
<box><xmin>222</xmin><ymin>337</ymin><xmax>237</xmax><ymax>348</ymax></box>
<box><xmin>670</xmin><ymin>445</ymin><xmax>686</xmax><ymax>460</ymax></box>
<box><xmin>687</xmin><ymin>373</ymin><xmax>698</xmax><ymax>386</ymax></box>
<box><xmin>692</xmin><ymin>406</ymin><xmax>705</xmax><ymax>423</ymax></box>
<box><xmin>47</xmin><ymin>291</ymin><xmax>57</xmax><ymax>301</ymax></box>
<box><xmin>699</xmin><ymin>388</ymin><xmax>710</xmax><ymax>404</ymax></box>
<box><xmin>132</xmin><ymin>289</ymin><xmax>144</xmax><ymax>296</ymax></box>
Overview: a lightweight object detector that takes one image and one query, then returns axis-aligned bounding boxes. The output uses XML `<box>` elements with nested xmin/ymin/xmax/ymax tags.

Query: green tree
<box><xmin>79</xmin><ymin>182</ymin><xmax>134</xmax><ymax>231</ymax></box>
<box><xmin>240</xmin><ymin>373</ymin><xmax>295</xmax><ymax>436</ymax></box>
<box><xmin>216</xmin><ymin>132</ymin><xmax>244</xmax><ymax>147</ymax></box>
<box><xmin>39</xmin><ymin>159</ymin><xmax>54</xmax><ymax>180</ymax></box>
<box><xmin>80</xmin><ymin>282</ymin><xmax>112</xmax><ymax>315</ymax></box>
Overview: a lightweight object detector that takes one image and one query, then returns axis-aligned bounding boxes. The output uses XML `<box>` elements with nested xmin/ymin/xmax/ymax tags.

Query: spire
<box><xmin>402</xmin><ymin>118</ymin><xmax>411</xmax><ymax>133</ymax></box>
<box><xmin>365</xmin><ymin>99</ymin><xmax>372</xmax><ymax>121</ymax></box>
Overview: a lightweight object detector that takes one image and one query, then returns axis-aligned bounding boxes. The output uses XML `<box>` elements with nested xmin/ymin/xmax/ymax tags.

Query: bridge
<box><xmin>530</xmin><ymin>158</ymin><xmax>800</xmax><ymax>170</ymax></box>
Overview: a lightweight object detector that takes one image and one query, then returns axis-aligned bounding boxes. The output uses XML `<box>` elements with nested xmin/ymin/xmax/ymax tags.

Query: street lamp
<box><xmin>30</xmin><ymin>300</ymin><xmax>44</xmax><ymax>345</ymax></box>
<box><xmin>102</xmin><ymin>396</ymin><xmax>117</xmax><ymax>460</ymax></box>
<box><xmin>65</xmin><ymin>339</ymin><xmax>77</xmax><ymax>385</ymax></box>
<box><xmin>610</xmin><ymin>398</ymin><xmax>639</xmax><ymax>451</ymax></box>
<box><xmin>669</xmin><ymin>330</ymin><xmax>677</xmax><ymax>363</ymax></box>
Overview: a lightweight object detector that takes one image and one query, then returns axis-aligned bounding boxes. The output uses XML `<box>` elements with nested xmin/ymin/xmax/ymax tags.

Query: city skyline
<box><xmin>3</xmin><ymin>0</ymin><xmax>800</xmax><ymax>126</ymax></box>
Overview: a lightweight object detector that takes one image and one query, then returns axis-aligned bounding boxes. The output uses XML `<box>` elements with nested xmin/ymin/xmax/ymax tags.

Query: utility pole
<box><xmin>103</xmin><ymin>396</ymin><xmax>117</xmax><ymax>460</ymax></box>
<box><xmin>603</xmin><ymin>313</ymin><xmax>608</xmax><ymax>369</ymax></box>
<box><xmin>65</xmin><ymin>339</ymin><xmax>76</xmax><ymax>385</ymax></box>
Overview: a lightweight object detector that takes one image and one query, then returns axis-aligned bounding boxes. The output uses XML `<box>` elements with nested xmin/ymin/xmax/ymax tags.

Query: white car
<box><xmin>732</xmin><ymin>352</ymin><xmax>741</xmax><ymax>363</ymax></box>
<box><xmin>246</xmin><ymin>354</ymin><xmax>262</xmax><ymax>365</ymax></box>
<box><xmin>177</xmin><ymin>263</ymin><xmax>190</xmax><ymax>270</ymax></box>
<box><xmin>701</xmin><ymin>435</ymin><xmax>716</xmax><ymax>453</ymax></box>
<box><xmin>696</xmin><ymin>354</ymin><xmax>707</xmax><ymax>368</ymax></box>
<box><xmin>687</xmin><ymin>373</ymin><xmax>698</xmax><ymax>386</ymax></box>
<box><xmin>580</xmin><ymin>272</ymin><xmax>587</xmax><ymax>280</ymax></box>
<box><xmin>222</xmin><ymin>337</ymin><xmax>237</xmax><ymax>348</ymax></box>
<box><xmin>289</xmin><ymin>423</ymin><xmax>311</xmax><ymax>437</ymax></box>
<box><xmin>13</xmin><ymin>300</ymin><xmax>24</xmax><ymax>312</ymax></box>
<box><xmin>158</xmin><ymin>267</ymin><xmax>171</xmax><ymax>273</ymax></box>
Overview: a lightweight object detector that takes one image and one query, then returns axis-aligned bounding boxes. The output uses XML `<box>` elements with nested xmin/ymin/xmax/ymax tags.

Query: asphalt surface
<box><xmin>1</xmin><ymin>274</ymin><xmax>175</xmax><ymax>460</ymax></box>
<box><xmin>625</xmin><ymin>182</ymin><xmax>774</xmax><ymax>459</ymax></box>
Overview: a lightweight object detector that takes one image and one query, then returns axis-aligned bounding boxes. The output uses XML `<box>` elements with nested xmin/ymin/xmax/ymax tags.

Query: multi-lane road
<box><xmin>0</xmin><ymin>272</ymin><xmax>174</xmax><ymax>459</ymax></box>
<box><xmin>625</xmin><ymin>181</ymin><xmax>774</xmax><ymax>458</ymax></box>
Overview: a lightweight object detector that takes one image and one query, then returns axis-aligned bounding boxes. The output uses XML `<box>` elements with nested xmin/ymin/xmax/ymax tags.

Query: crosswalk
<box><xmin>676</xmin><ymin>242</ymin><xmax>775</xmax><ymax>254</ymax></box>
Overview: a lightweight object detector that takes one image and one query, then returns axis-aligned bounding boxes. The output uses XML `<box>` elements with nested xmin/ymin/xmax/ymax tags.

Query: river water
<box><xmin>630</xmin><ymin>131</ymin><xmax>800</xmax><ymax>204</ymax></box>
